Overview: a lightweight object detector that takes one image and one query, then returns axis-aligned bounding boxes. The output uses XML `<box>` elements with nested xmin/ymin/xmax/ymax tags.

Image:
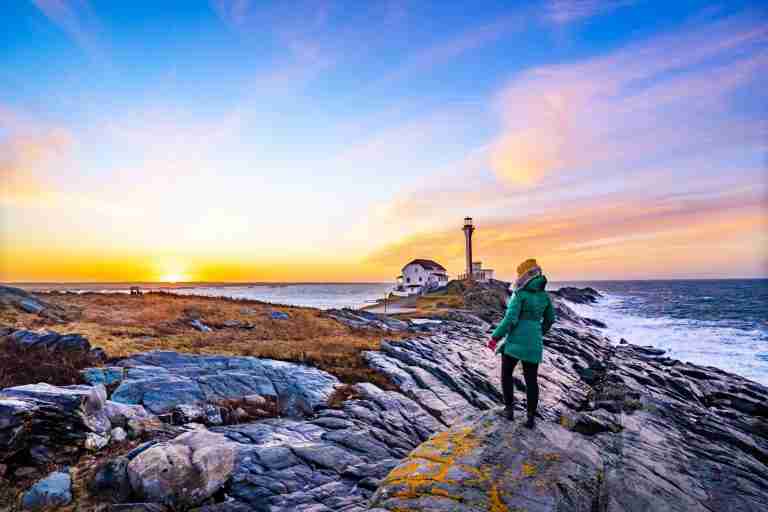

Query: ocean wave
<box><xmin>564</xmin><ymin>292</ymin><xmax>768</xmax><ymax>385</ymax></box>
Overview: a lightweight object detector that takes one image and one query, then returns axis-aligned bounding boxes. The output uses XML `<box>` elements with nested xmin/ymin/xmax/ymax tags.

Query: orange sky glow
<box><xmin>1</xmin><ymin>2</ymin><xmax>766</xmax><ymax>283</ymax></box>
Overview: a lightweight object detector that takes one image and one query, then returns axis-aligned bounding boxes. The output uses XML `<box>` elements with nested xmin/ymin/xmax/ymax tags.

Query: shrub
<box><xmin>0</xmin><ymin>339</ymin><xmax>94</xmax><ymax>389</ymax></box>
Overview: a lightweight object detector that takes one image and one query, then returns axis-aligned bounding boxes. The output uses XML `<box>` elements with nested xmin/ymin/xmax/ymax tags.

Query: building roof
<box><xmin>403</xmin><ymin>259</ymin><xmax>447</xmax><ymax>271</ymax></box>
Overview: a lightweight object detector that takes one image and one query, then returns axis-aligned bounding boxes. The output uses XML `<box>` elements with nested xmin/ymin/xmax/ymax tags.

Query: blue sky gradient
<box><xmin>1</xmin><ymin>1</ymin><xmax>766</xmax><ymax>282</ymax></box>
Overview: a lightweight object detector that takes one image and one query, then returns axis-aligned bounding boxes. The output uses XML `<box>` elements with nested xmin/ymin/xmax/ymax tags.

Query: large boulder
<box><xmin>21</xmin><ymin>470</ymin><xmax>72</xmax><ymax>510</ymax></box>
<box><xmin>0</xmin><ymin>286</ymin><xmax>47</xmax><ymax>313</ymax></box>
<box><xmin>127</xmin><ymin>430</ymin><xmax>237</xmax><ymax>508</ymax></box>
<box><xmin>215</xmin><ymin>383</ymin><xmax>440</xmax><ymax>511</ymax></box>
<box><xmin>89</xmin><ymin>456</ymin><xmax>132</xmax><ymax>503</ymax></box>
<box><xmin>550</xmin><ymin>286</ymin><xmax>602</xmax><ymax>304</ymax></box>
<box><xmin>371</xmin><ymin>409</ymin><xmax>604</xmax><ymax>511</ymax></box>
<box><xmin>0</xmin><ymin>285</ymin><xmax>65</xmax><ymax>321</ymax></box>
<box><xmin>104</xmin><ymin>400</ymin><xmax>153</xmax><ymax>427</ymax></box>
<box><xmin>7</xmin><ymin>330</ymin><xmax>91</xmax><ymax>353</ymax></box>
<box><xmin>0</xmin><ymin>383</ymin><xmax>109</xmax><ymax>463</ymax></box>
<box><xmin>90</xmin><ymin>351</ymin><xmax>340</xmax><ymax>417</ymax></box>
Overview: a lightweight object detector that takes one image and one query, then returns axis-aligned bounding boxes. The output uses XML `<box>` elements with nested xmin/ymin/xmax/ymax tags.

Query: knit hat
<box><xmin>513</xmin><ymin>258</ymin><xmax>542</xmax><ymax>291</ymax></box>
<box><xmin>517</xmin><ymin>258</ymin><xmax>539</xmax><ymax>277</ymax></box>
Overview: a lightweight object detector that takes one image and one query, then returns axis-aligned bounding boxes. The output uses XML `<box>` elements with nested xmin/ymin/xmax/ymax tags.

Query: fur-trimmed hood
<box><xmin>512</xmin><ymin>265</ymin><xmax>544</xmax><ymax>291</ymax></box>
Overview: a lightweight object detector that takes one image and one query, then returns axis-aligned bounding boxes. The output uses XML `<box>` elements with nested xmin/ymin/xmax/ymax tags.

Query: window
<box><xmin>418</xmin><ymin>277</ymin><xmax>422</xmax><ymax>282</ymax></box>
<box><xmin>406</xmin><ymin>277</ymin><xmax>411</xmax><ymax>283</ymax></box>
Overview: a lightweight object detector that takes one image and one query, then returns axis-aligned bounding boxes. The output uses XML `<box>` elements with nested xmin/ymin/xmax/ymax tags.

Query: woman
<box><xmin>488</xmin><ymin>259</ymin><xmax>555</xmax><ymax>428</ymax></box>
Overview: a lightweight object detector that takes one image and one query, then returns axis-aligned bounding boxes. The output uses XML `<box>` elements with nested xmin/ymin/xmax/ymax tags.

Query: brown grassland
<box><xmin>1</xmin><ymin>291</ymin><xmax>404</xmax><ymax>389</ymax></box>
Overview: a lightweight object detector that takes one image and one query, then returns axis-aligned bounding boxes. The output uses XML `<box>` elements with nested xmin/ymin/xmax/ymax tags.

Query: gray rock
<box><xmin>371</xmin><ymin>409</ymin><xmax>603</xmax><ymax>511</ymax></box>
<box><xmin>82</xmin><ymin>367</ymin><xmax>125</xmax><ymax>386</ymax></box>
<box><xmin>104</xmin><ymin>400</ymin><xmax>153</xmax><ymax>428</ymax></box>
<box><xmin>21</xmin><ymin>470</ymin><xmax>72</xmax><ymax>510</ymax></box>
<box><xmin>10</xmin><ymin>284</ymin><xmax>768</xmax><ymax>511</ymax></box>
<box><xmin>8</xmin><ymin>329</ymin><xmax>92</xmax><ymax>353</ymax></box>
<box><xmin>189</xmin><ymin>319</ymin><xmax>212</xmax><ymax>332</ymax></box>
<box><xmin>90</xmin><ymin>456</ymin><xmax>131</xmax><ymax>503</ymax></box>
<box><xmin>200</xmin><ymin>382</ymin><xmax>441</xmax><ymax>511</ymax></box>
<box><xmin>127</xmin><ymin>430</ymin><xmax>237</xmax><ymax>508</ymax></box>
<box><xmin>0</xmin><ymin>383</ymin><xmax>110</xmax><ymax>463</ymax></box>
<box><xmin>19</xmin><ymin>299</ymin><xmax>45</xmax><ymax>314</ymax></box>
<box><xmin>85</xmin><ymin>432</ymin><xmax>109</xmax><ymax>451</ymax></box>
<box><xmin>111</xmin><ymin>427</ymin><xmax>128</xmax><ymax>443</ymax></box>
<box><xmin>109</xmin><ymin>505</ymin><xmax>169</xmax><ymax>512</ymax></box>
<box><xmin>363</xmin><ymin>286</ymin><xmax>768</xmax><ymax>511</ymax></box>
<box><xmin>15</xmin><ymin>466</ymin><xmax>39</xmax><ymax>478</ymax></box>
<box><xmin>170</xmin><ymin>404</ymin><xmax>223</xmax><ymax>426</ymax></box>
<box><xmin>29</xmin><ymin>445</ymin><xmax>54</xmax><ymax>465</ymax></box>
<box><xmin>109</xmin><ymin>351</ymin><xmax>339</xmax><ymax>417</ymax></box>
<box><xmin>0</xmin><ymin>286</ymin><xmax>61</xmax><ymax>319</ymax></box>
<box><xmin>550</xmin><ymin>286</ymin><xmax>602</xmax><ymax>304</ymax></box>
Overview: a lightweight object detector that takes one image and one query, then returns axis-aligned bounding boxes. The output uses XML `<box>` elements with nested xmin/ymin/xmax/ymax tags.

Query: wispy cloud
<box><xmin>363</xmin><ymin>185</ymin><xmax>767</xmax><ymax>279</ymax></box>
<box><xmin>489</xmin><ymin>13</ymin><xmax>767</xmax><ymax>187</ymax></box>
<box><xmin>30</xmin><ymin>0</ymin><xmax>105</xmax><ymax>61</ymax></box>
<box><xmin>544</xmin><ymin>0</ymin><xmax>635</xmax><ymax>24</ymax></box>
<box><xmin>379</xmin><ymin>14</ymin><xmax>525</xmax><ymax>85</ymax></box>
<box><xmin>358</xmin><ymin>12</ymin><xmax>768</xmax><ymax>278</ymax></box>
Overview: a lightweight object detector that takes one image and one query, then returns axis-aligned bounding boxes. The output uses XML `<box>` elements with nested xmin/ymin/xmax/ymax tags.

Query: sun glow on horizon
<box><xmin>159</xmin><ymin>273</ymin><xmax>191</xmax><ymax>283</ymax></box>
<box><xmin>158</xmin><ymin>266</ymin><xmax>192</xmax><ymax>283</ymax></box>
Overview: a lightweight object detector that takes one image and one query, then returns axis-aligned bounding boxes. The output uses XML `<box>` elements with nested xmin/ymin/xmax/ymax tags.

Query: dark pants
<box><xmin>501</xmin><ymin>354</ymin><xmax>539</xmax><ymax>417</ymax></box>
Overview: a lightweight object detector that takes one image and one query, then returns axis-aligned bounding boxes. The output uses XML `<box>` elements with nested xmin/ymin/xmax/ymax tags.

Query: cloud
<box><xmin>363</xmin><ymin>185</ymin><xmax>768</xmax><ymax>279</ymax></box>
<box><xmin>0</xmin><ymin>107</ymin><xmax>139</xmax><ymax>218</ymax></box>
<box><xmin>0</xmin><ymin>128</ymin><xmax>73</xmax><ymax>207</ymax></box>
<box><xmin>31</xmin><ymin>0</ymin><xmax>105</xmax><ymax>61</ymax></box>
<box><xmin>379</xmin><ymin>14</ymin><xmax>525</xmax><ymax>85</ymax></box>
<box><xmin>544</xmin><ymin>0</ymin><xmax>635</xmax><ymax>24</ymax></box>
<box><xmin>488</xmin><ymin>14</ymin><xmax>768</xmax><ymax>187</ymax></box>
<box><xmin>356</xmin><ymin>13</ymin><xmax>768</xmax><ymax>279</ymax></box>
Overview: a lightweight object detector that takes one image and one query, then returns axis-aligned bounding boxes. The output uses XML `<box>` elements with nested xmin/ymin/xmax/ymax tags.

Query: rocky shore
<box><xmin>1</xmin><ymin>284</ymin><xmax>767</xmax><ymax>511</ymax></box>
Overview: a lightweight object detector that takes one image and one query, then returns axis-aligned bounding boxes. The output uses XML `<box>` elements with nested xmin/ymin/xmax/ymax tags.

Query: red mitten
<box><xmin>487</xmin><ymin>338</ymin><xmax>498</xmax><ymax>351</ymax></box>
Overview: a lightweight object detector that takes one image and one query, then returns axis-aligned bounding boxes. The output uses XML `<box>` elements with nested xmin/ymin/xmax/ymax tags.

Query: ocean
<box><xmin>18</xmin><ymin>282</ymin><xmax>394</xmax><ymax>310</ymax></box>
<box><xmin>553</xmin><ymin>279</ymin><xmax>768</xmax><ymax>386</ymax></box>
<box><xmin>16</xmin><ymin>279</ymin><xmax>768</xmax><ymax>385</ymax></box>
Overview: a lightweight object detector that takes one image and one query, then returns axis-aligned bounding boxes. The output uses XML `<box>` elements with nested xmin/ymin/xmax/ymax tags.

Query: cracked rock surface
<box><xmin>369</xmin><ymin>289</ymin><xmax>768</xmax><ymax>511</ymax></box>
<box><xmin>86</xmin><ymin>351</ymin><xmax>340</xmax><ymax>417</ymax></box>
<box><xmin>4</xmin><ymin>285</ymin><xmax>767</xmax><ymax>511</ymax></box>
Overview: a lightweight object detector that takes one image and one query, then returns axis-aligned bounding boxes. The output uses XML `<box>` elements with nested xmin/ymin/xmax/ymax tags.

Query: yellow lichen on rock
<box><xmin>521</xmin><ymin>462</ymin><xmax>537</xmax><ymax>477</ymax></box>
<box><xmin>488</xmin><ymin>483</ymin><xmax>509</xmax><ymax>512</ymax></box>
<box><xmin>382</xmin><ymin>425</ymin><xmax>484</xmax><ymax>500</ymax></box>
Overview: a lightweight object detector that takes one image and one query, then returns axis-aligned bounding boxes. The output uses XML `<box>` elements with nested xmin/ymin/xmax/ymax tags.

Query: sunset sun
<box><xmin>159</xmin><ymin>271</ymin><xmax>190</xmax><ymax>283</ymax></box>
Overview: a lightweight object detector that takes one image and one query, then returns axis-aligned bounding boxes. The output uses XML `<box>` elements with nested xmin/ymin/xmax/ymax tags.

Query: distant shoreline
<box><xmin>6</xmin><ymin>277</ymin><xmax>768</xmax><ymax>290</ymax></box>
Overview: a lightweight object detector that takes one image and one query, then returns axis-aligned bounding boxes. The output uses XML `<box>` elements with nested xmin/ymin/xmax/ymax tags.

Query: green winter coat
<box><xmin>492</xmin><ymin>275</ymin><xmax>555</xmax><ymax>364</ymax></box>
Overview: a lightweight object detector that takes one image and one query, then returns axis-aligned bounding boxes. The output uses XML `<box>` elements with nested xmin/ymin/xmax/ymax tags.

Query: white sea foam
<box><xmin>565</xmin><ymin>293</ymin><xmax>768</xmax><ymax>385</ymax></box>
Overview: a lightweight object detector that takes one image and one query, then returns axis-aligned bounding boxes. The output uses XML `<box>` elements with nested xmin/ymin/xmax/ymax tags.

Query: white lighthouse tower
<box><xmin>460</xmin><ymin>217</ymin><xmax>495</xmax><ymax>282</ymax></box>
<box><xmin>462</xmin><ymin>217</ymin><xmax>475</xmax><ymax>281</ymax></box>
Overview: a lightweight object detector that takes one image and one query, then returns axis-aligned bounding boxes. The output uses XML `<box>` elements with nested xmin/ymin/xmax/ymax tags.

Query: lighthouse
<box><xmin>462</xmin><ymin>217</ymin><xmax>475</xmax><ymax>281</ymax></box>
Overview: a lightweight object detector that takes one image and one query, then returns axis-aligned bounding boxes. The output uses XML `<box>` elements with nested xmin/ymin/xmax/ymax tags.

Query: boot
<box><xmin>504</xmin><ymin>406</ymin><xmax>514</xmax><ymax>421</ymax></box>
<box><xmin>524</xmin><ymin>414</ymin><xmax>535</xmax><ymax>429</ymax></box>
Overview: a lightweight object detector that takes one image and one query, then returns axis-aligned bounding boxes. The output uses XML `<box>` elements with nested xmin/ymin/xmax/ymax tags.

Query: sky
<box><xmin>1</xmin><ymin>0</ymin><xmax>766</xmax><ymax>283</ymax></box>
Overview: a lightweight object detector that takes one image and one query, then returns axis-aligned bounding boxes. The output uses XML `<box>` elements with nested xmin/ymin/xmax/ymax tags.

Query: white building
<box><xmin>394</xmin><ymin>259</ymin><xmax>449</xmax><ymax>295</ymax></box>
<box><xmin>458</xmin><ymin>261</ymin><xmax>495</xmax><ymax>282</ymax></box>
<box><xmin>471</xmin><ymin>261</ymin><xmax>495</xmax><ymax>282</ymax></box>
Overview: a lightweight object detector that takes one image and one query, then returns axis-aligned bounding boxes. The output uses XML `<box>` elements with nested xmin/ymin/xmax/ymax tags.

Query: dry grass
<box><xmin>380</xmin><ymin>289</ymin><xmax>466</xmax><ymax>319</ymax></box>
<box><xmin>414</xmin><ymin>292</ymin><xmax>464</xmax><ymax>310</ymax></box>
<box><xmin>2</xmin><ymin>291</ymin><xmax>399</xmax><ymax>389</ymax></box>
